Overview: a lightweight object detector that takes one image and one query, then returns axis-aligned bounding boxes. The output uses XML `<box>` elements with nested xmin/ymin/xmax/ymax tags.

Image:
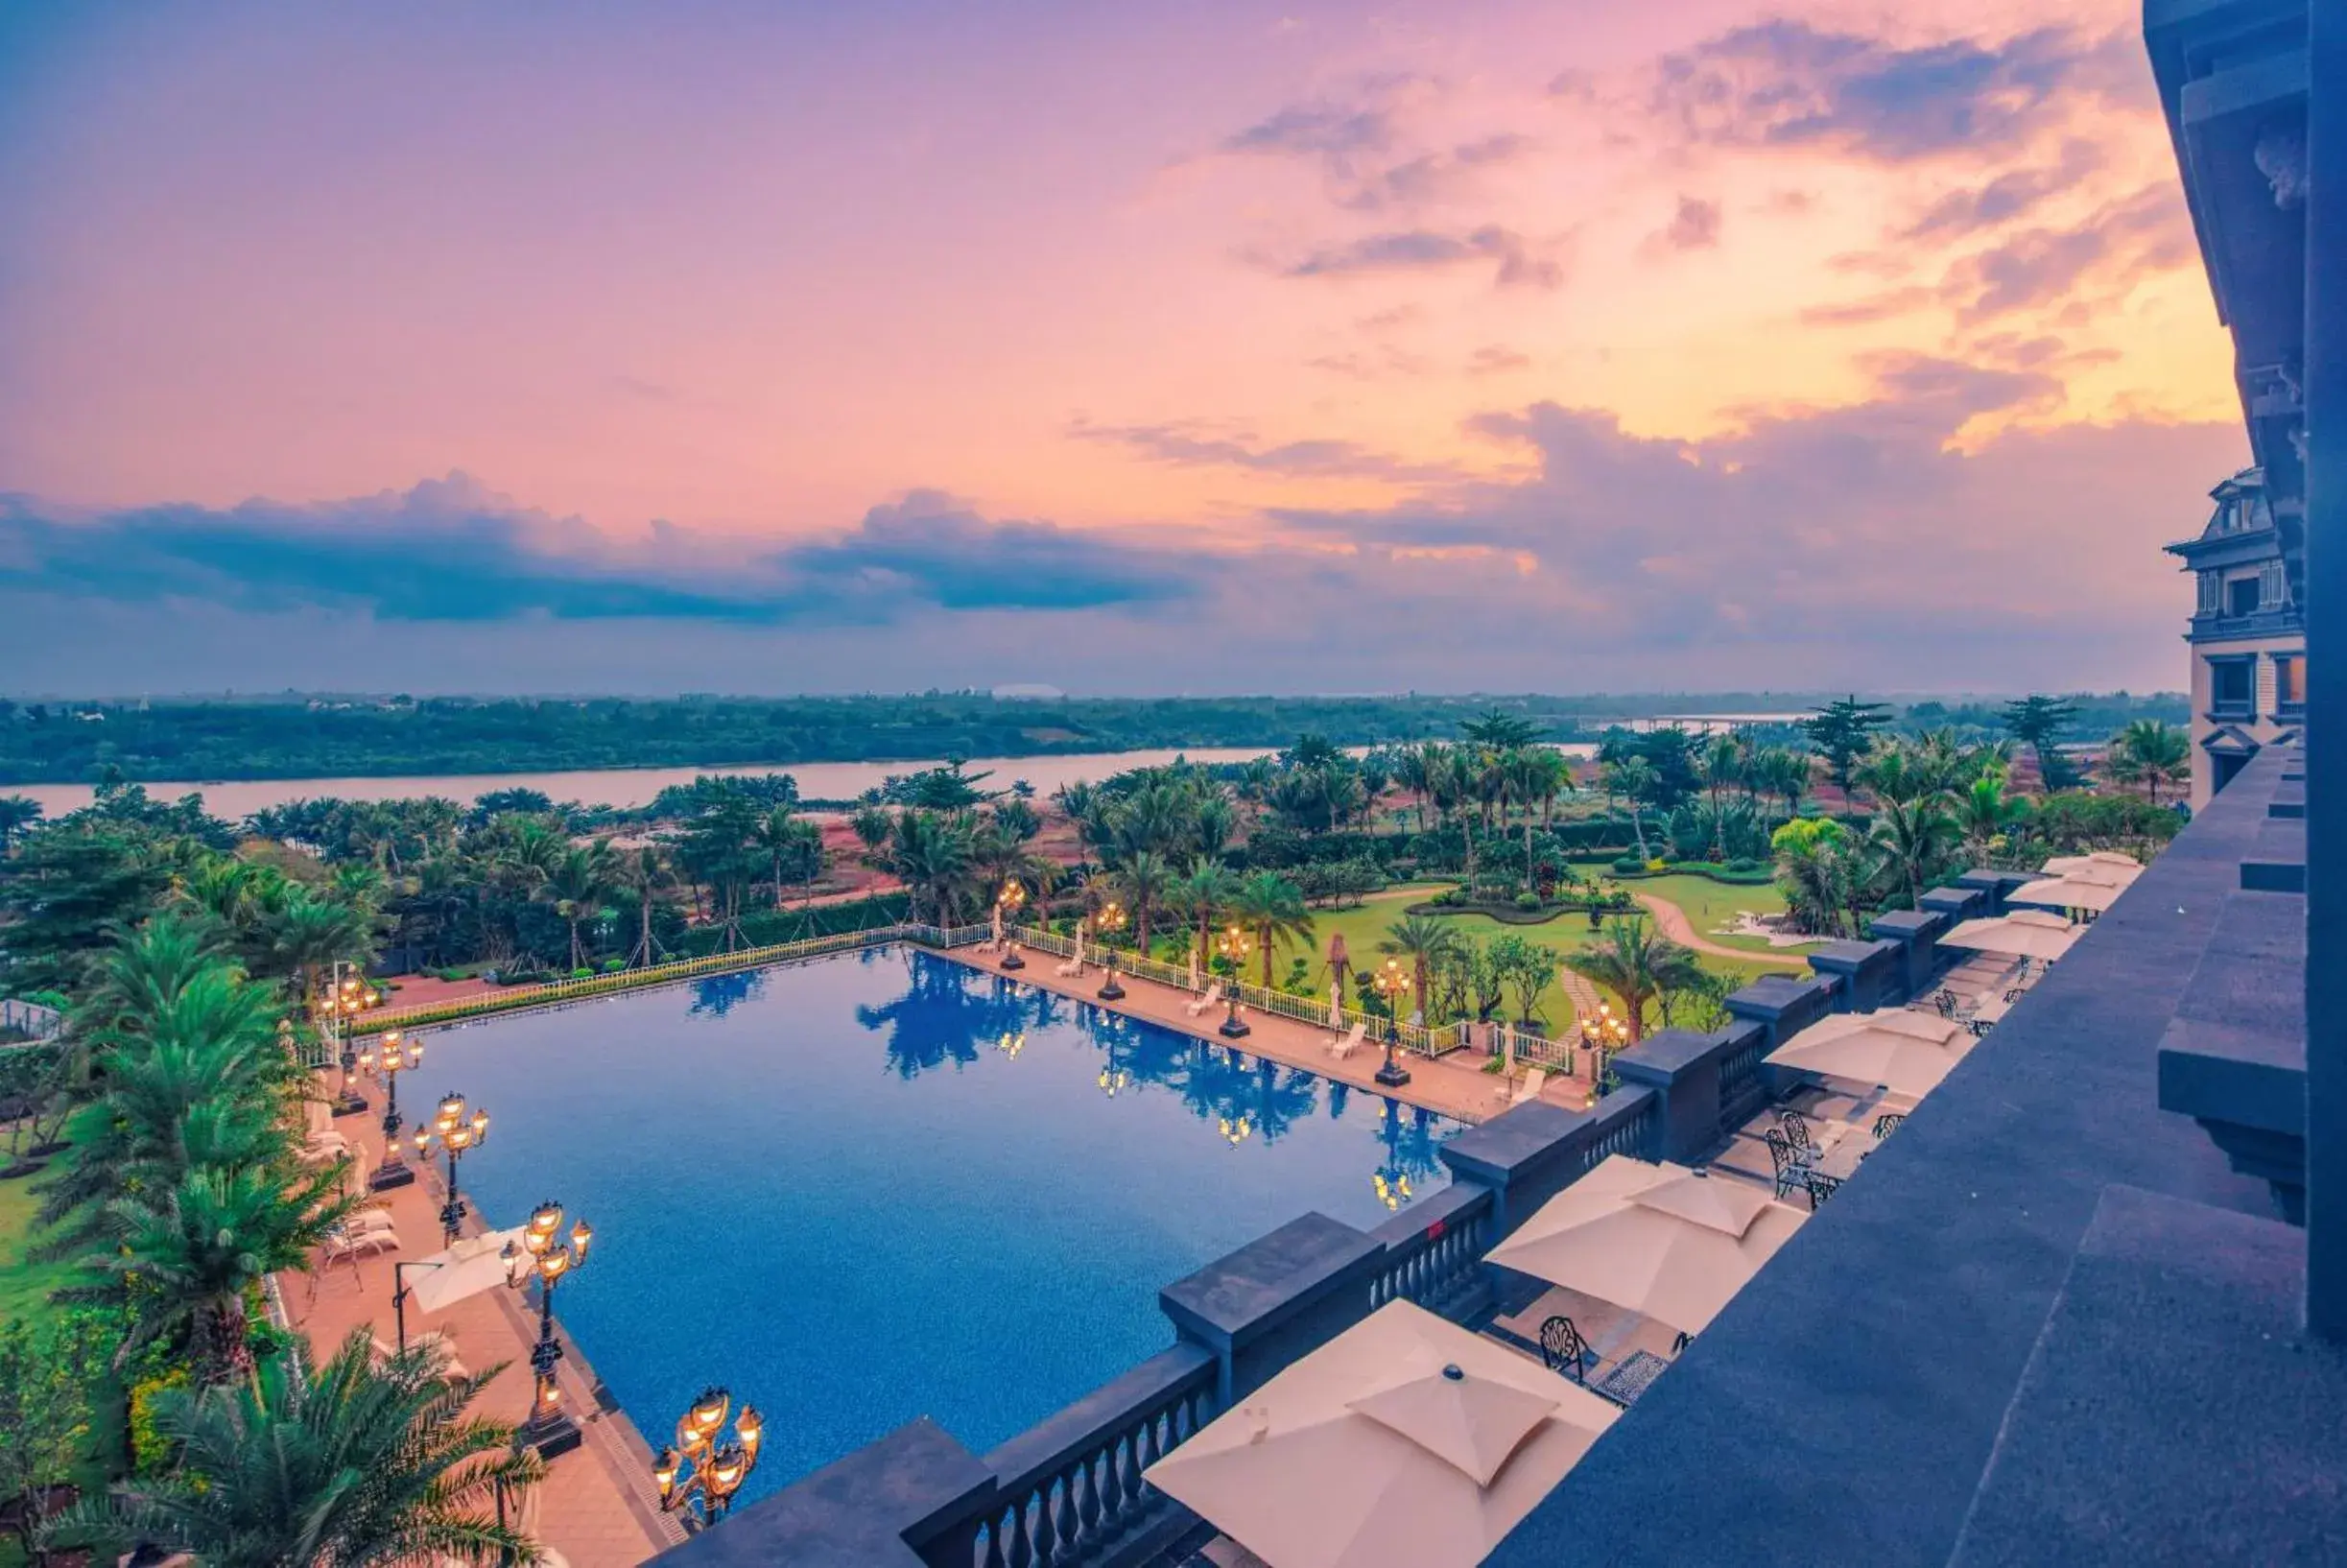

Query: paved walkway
<box><xmin>939</xmin><ymin>946</ymin><xmax>1598</xmax><ymax>1123</ymax></box>
<box><xmin>283</xmin><ymin>1084</ymin><xmax>678</xmax><ymax>1568</ymax></box>
<box><xmin>1630</xmin><ymin>891</ymin><xmax>1803</xmax><ymax>966</ymax></box>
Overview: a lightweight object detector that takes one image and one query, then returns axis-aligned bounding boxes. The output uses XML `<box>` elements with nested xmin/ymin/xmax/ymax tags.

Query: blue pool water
<box><xmin>421</xmin><ymin>948</ymin><xmax>1458</xmax><ymax>1501</ymax></box>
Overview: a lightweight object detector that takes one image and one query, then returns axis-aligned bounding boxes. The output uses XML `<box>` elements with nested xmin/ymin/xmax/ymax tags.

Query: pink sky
<box><xmin>0</xmin><ymin>0</ymin><xmax>2246</xmax><ymax>695</ymax></box>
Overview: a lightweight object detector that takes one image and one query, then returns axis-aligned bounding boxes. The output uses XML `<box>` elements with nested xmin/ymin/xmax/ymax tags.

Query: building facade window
<box><xmin>2260</xmin><ymin>559</ymin><xmax>2288</xmax><ymax>608</ymax></box>
<box><xmin>2198</xmin><ymin>571</ymin><xmax>2221</xmax><ymax>612</ymax></box>
<box><xmin>2275</xmin><ymin>653</ymin><xmax>2306</xmax><ymax>713</ymax></box>
<box><xmin>2227</xmin><ymin>575</ymin><xmax>2264</xmax><ymax>617</ymax></box>
<box><xmin>2212</xmin><ymin>657</ymin><xmax>2255</xmax><ymax>715</ymax></box>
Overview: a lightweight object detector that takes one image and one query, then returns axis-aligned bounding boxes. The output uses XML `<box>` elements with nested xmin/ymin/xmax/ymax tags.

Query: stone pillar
<box><xmin>1867</xmin><ymin>910</ymin><xmax>1945</xmax><ymax>1004</ymax></box>
<box><xmin>1159</xmin><ymin>1213</ymin><xmax>1385</xmax><ymax>1407</ymax></box>
<box><xmin>1807</xmin><ymin>938</ymin><xmax>1902</xmax><ymax>1014</ymax></box>
<box><xmin>1611</xmin><ymin>1029</ymin><xmax>1727</xmax><ymax>1165</ymax></box>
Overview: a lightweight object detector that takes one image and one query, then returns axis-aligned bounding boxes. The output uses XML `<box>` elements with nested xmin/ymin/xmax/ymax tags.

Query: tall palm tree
<box><xmin>1956</xmin><ymin>772</ymin><xmax>2030</xmax><ymax>862</ymax></box>
<box><xmin>1377</xmin><ymin>915</ymin><xmax>1459</xmax><ymax>1028</ymax></box>
<box><xmin>1603</xmin><ymin>758</ymin><xmax>1658</xmax><ymax>860</ymax></box>
<box><xmin>882</xmin><ymin>810</ymin><xmax>979</xmax><ymax>926</ymax></box>
<box><xmin>610</xmin><ymin>844</ymin><xmax>676</xmax><ymax>967</ymax></box>
<box><xmin>1564</xmin><ymin>915</ymin><xmax>1700</xmax><ymax>1042</ymax></box>
<box><xmin>753</xmin><ymin>805</ymin><xmax>804</xmax><ymax>911</ymax></box>
<box><xmin>78</xmin><ymin>1162</ymin><xmax>356</xmax><ymax>1383</ymax></box>
<box><xmin>1116</xmin><ymin>849</ymin><xmax>1176</xmax><ymax>957</ymax></box>
<box><xmin>1229</xmin><ymin>872</ymin><xmax>1314</xmax><ymax>990</ymax></box>
<box><xmin>2112</xmin><ymin>720</ymin><xmax>2191</xmax><ymax>805</ymax></box>
<box><xmin>262</xmin><ymin>892</ymin><xmax>378</xmax><ymax>1009</ymax></box>
<box><xmin>538</xmin><ymin>841</ymin><xmax>619</xmax><ymax>970</ymax></box>
<box><xmin>1174</xmin><ymin>859</ymin><xmax>1240</xmax><ymax>967</ymax></box>
<box><xmin>1871</xmin><ymin>793</ymin><xmax>1962</xmax><ymax>910</ymax></box>
<box><xmin>68</xmin><ymin>1329</ymin><xmax>546</xmax><ymax>1566</ymax></box>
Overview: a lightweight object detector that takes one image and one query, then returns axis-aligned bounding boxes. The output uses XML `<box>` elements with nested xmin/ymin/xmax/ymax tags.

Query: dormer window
<box><xmin>2227</xmin><ymin>576</ymin><xmax>2263</xmax><ymax>617</ymax></box>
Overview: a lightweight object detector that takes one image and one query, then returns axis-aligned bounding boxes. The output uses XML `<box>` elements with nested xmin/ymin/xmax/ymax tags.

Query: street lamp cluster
<box><xmin>1580</xmin><ymin>1003</ymin><xmax>1630</xmax><ymax>1099</ymax></box>
<box><xmin>355</xmin><ymin>1031</ymin><xmax>424</xmax><ymax>1190</ymax></box>
<box><xmin>322</xmin><ymin>964</ymin><xmax>384</xmax><ymax>1115</ymax></box>
<box><xmin>656</xmin><ymin>1386</ymin><xmax>765</xmax><ymax>1532</ymax></box>
<box><xmin>1093</xmin><ymin>900</ymin><xmax>1127</xmax><ymax>1001</ymax></box>
<box><xmin>413</xmin><ymin>1092</ymin><xmax>489</xmax><ymax>1244</ymax></box>
<box><xmin>996</xmin><ymin>880</ymin><xmax>1028</xmax><ymax>971</ymax></box>
<box><xmin>1216</xmin><ymin>925</ymin><xmax>1251</xmax><ymax>1038</ymax></box>
<box><xmin>513</xmin><ymin>1200</ymin><xmax>594</xmax><ymax>1459</ymax></box>
<box><xmin>1372</xmin><ymin>957</ymin><xmax>1413</xmax><ymax>1089</ymax></box>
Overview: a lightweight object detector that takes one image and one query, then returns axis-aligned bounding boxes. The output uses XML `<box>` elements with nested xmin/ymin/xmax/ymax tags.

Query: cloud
<box><xmin>1643</xmin><ymin>21</ymin><xmax>2139</xmax><ymax>162</ymax></box>
<box><xmin>1936</xmin><ymin>183</ymin><xmax>2193</xmax><ymax>324</ymax></box>
<box><xmin>1653</xmin><ymin>196</ymin><xmax>1722</xmax><ymax>252</ymax></box>
<box><xmin>1798</xmin><ymin>286</ymin><xmax>1934</xmax><ymax>326</ymax></box>
<box><xmin>1466</xmin><ymin>345</ymin><xmax>1532</xmax><ymax>376</ymax></box>
<box><xmin>0</xmin><ymin>475</ymin><xmax>1204</xmax><ymax>625</ymax></box>
<box><xmin>1281</xmin><ymin>226</ymin><xmax>1565</xmax><ymax>289</ymax></box>
<box><xmin>1338</xmin><ymin>133</ymin><xmax>1537</xmax><ymax>211</ymax></box>
<box><xmin>1897</xmin><ymin>138</ymin><xmax>2106</xmax><ymax>242</ymax></box>
<box><xmin>1068</xmin><ymin>421</ymin><xmax>1462</xmax><ymax>482</ymax></box>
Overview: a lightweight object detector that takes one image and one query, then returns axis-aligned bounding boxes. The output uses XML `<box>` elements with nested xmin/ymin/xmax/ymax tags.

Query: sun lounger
<box><xmin>1328</xmin><ymin>1021</ymin><xmax>1367</xmax><ymax>1059</ymax></box>
<box><xmin>374</xmin><ymin>1330</ymin><xmax>469</xmax><ymax>1382</ymax></box>
<box><xmin>1185</xmin><ymin>984</ymin><xmax>1223</xmax><ymax>1017</ymax></box>
<box><xmin>1508</xmin><ymin>1067</ymin><xmax>1548</xmax><ymax>1106</ymax></box>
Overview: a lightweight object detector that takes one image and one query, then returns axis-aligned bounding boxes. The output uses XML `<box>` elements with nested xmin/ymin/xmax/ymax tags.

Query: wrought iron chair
<box><xmin>1539</xmin><ymin>1315</ymin><xmax>1592</xmax><ymax>1383</ymax></box>
<box><xmin>1763</xmin><ymin>1128</ymin><xmax>1808</xmax><ymax>1200</ymax></box>
<box><xmin>2004</xmin><ymin>986</ymin><xmax>2027</xmax><ymax>1004</ymax></box>
<box><xmin>1966</xmin><ymin>1017</ymin><xmax>1993</xmax><ymax>1037</ymax></box>
<box><xmin>1804</xmin><ymin>1171</ymin><xmax>1843</xmax><ymax>1209</ymax></box>
<box><xmin>1777</xmin><ymin>1108</ymin><xmax>1816</xmax><ymax>1155</ymax></box>
<box><xmin>1873</xmin><ymin>1112</ymin><xmax>1907</xmax><ymax>1139</ymax></box>
<box><xmin>1932</xmin><ymin>989</ymin><xmax>1959</xmax><ymax>1018</ymax></box>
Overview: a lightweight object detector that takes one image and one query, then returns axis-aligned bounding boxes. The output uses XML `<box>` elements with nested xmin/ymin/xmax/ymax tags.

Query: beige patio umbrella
<box><xmin>1328</xmin><ymin>984</ymin><xmax>1344</xmax><ymax>1030</ymax></box>
<box><xmin>2040</xmin><ymin>850</ymin><xmax>2142</xmax><ymax>883</ymax></box>
<box><xmin>408</xmin><ymin>1226</ymin><xmax>528</xmax><ymax>1316</ymax></box>
<box><xmin>1483</xmin><ymin>1156</ymin><xmax>1806</xmax><ymax>1335</ymax></box>
<box><xmin>1941</xmin><ymin>909</ymin><xmax>2080</xmax><ymax>962</ymax></box>
<box><xmin>1765</xmin><ymin>1010</ymin><xmax>1969</xmax><ymax>1098</ymax></box>
<box><xmin>1144</xmin><ymin>1299</ymin><xmax>1619</xmax><ymax>1568</ymax></box>
<box><xmin>2007</xmin><ymin>875</ymin><xmax>2126</xmax><ymax>914</ymax></box>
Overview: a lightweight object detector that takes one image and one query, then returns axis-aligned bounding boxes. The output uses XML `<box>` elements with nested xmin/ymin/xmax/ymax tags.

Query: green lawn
<box><xmin>1626</xmin><ymin>873</ymin><xmax>1814</xmax><ymax>957</ymax></box>
<box><xmin>1200</xmin><ymin>883</ymin><xmax>1801</xmax><ymax>1035</ymax></box>
<box><xmin>0</xmin><ymin>1162</ymin><xmax>75</xmax><ymax>1333</ymax></box>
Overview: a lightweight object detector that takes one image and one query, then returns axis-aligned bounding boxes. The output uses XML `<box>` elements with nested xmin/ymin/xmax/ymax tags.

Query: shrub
<box><xmin>601</xmin><ymin>957</ymin><xmax>627</xmax><ymax>973</ymax></box>
<box><xmin>1514</xmin><ymin>891</ymin><xmax>1543</xmax><ymax>911</ymax></box>
<box><xmin>1727</xmin><ymin>857</ymin><xmax>1760</xmax><ymax>873</ymax></box>
<box><xmin>1611</xmin><ymin>856</ymin><xmax>1644</xmax><ymax>874</ymax></box>
<box><xmin>129</xmin><ymin>1366</ymin><xmax>191</xmax><ymax>1476</ymax></box>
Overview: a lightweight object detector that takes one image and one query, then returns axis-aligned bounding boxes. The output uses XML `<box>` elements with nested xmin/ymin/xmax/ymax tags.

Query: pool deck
<box><xmin>936</xmin><ymin>945</ymin><xmax>1599</xmax><ymax>1124</ymax></box>
<box><xmin>282</xmin><ymin>1088</ymin><xmax>681</xmax><ymax>1568</ymax></box>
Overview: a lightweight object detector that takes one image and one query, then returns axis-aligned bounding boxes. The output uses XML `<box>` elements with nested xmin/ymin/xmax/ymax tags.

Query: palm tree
<box><xmin>850</xmin><ymin>806</ymin><xmax>894</xmax><ymax>857</ymax></box>
<box><xmin>261</xmin><ymin>892</ymin><xmax>377</xmax><ymax>1009</ymax></box>
<box><xmin>2112</xmin><ymin>720</ymin><xmax>2191</xmax><ymax>805</ymax></box>
<box><xmin>1116</xmin><ymin>849</ymin><xmax>1176</xmax><ymax>958</ymax></box>
<box><xmin>67</xmin><ymin>1329</ymin><xmax>546</xmax><ymax>1566</ymax></box>
<box><xmin>753</xmin><ymin>805</ymin><xmax>804</xmax><ymax>911</ymax></box>
<box><xmin>1377</xmin><ymin>915</ymin><xmax>1459</xmax><ymax>1028</ymax></box>
<box><xmin>538</xmin><ymin>841</ymin><xmax>618</xmax><ymax>970</ymax></box>
<box><xmin>79</xmin><ymin>1161</ymin><xmax>356</xmax><ymax>1383</ymax></box>
<box><xmin>1174</xmin><ymin>859</ymin><xmax>1240</xmax><ymax>968</ymax></box>
<box><xmin>1563</xmin><ymin>915</ymin><xmax>1700</xmax><ymax>1042</ymax></box>
<box><xmin>1229</xmin><ymin>872</ymin><xmax>1314</xmax><ymax>990</ymax></box>
<box><xmin>1956</xmin><ymin>772</ymin><xmax>2030</xmax><ymax>862</ymax></box>
<box><xmin>1752</xmin><ymin>748</ymin><xmax>1811</xmax><ymax>817</ymax></box>
<box><xmin>882</xmin><ymin>810</ymin><xmax>979</xmax><ymax>926</ymax></box>
<box><xmin>1871</xmin><ymin>793</ymin><xmax>1962</xmax><ymax>910</ymax></box>
<box><xmin>610</xmin><ymin>844</ymin><xmax>676</xmax><ymax>967</ymax></box>
<box><xmin>0</xmin><ymin>794</ymin><xmax>41</xmax><ymax>854</ymax></box>
<box><xmin>1603</xmin><ymin>758</ymin><xmax>1658</xmax><ymax>860</ymax></box>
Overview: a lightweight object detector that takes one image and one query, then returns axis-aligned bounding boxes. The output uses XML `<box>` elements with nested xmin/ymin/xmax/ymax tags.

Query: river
<box><xmin>10</xmin><ymin>738</ymin><xmax>1642</xmax><ymax>820</ymax></box>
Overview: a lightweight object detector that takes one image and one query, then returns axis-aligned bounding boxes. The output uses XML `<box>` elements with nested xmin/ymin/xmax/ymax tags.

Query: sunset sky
<box><xmin>0</xmin><ymin>0</ymin><xmax>2249</xmax><ymax>696</ymax></box>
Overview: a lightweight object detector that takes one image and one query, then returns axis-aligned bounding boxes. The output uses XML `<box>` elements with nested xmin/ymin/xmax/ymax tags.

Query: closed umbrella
<box><xmin>2007</xmin><ymin>875</ymin><xmax>2125</xmax><ymax>914</ymax></box>
<box><xmin>1190</xmin><ymin>947</ymin><xmax>1203</xmax><ymax>992</ymax></box>
<box><xmin>1764</xmin><ymin>1010</ymin><xmax>1969</xmax><ymax>1098</ymax></box>
<box><xmin>1145</xmin><ymin>1299</ymin><xmax>1619</xmax><ymax>1568</ymax></box>
<box><xmin>1942</xmin><ymin>909</ymin><xmax>2079</xmax><ymax>962</ymax></box>
<box><xmin>1328</xmin><ymin>984</ymin><xmax>1344</xmax><ymax>1030</ymax></box>
<box><xmin>1483</xmin><ymin>1156</ymin><xmax>1806</xmax><ymax>1335</ymax></box>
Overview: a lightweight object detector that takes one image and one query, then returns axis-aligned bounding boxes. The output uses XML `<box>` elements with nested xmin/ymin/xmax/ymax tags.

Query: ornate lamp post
<box><xmin>510</xmin><ymin>1200</ymin><xmax>594</xmax><ymax>1459</ymax></box>
<box><xmin>1094</xmin><ymin>901</ymin><xmax>1127</xmax><ymax>1001</ymax></box>
<box><xmin>997</xmin><ymin>879</ymin><xmax>1028</xmax><ymax>970</ymax></box>
<box><xmin>355</xmin><ymin>1031</ymin><xmax>423</xmax><ymax>1190</ymax></box>
<box><xmin>655</xmin><ymin>1387</ymin><xmax>764</xmax><ymax>1532</ymax></box>
<box><xmin>1373</xmin><ymin>958</ymin><xmax>1413</xmax><ymax>1089</ymax></box>
<box><xmin>1579</xmin><ymin>1003</ymin><xmax>1630</xmax><ymax>1102</ymax></box>
<box><xmin>412</xmin><ymin>1091</ymin><xmax>490</xmax><ymax>1246</ymax></box>
<box><xmin>1216</xmin><ymin>924</ymin><xmax>1251</xmax><ymax>1039</ymax></box>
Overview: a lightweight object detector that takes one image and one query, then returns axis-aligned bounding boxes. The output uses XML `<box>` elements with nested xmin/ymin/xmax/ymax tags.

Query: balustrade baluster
<box><xmin>1031</xmin><ymin>1478</ymin><xmax>1059</xmax><ymax>1568</ymax></box>
<box><xmin>1121</xmin><ymin>1422</ymin><xmax>1149</xmax><ymax>1516</ymax></box>
<box><xmin>1007</xmin><ymin>1494</ymin><xmax>1034</xmax><ymax>1568</ymax></box>
<box><xmin>1053</xmin><ymin>1464</ymin><xmax>1080</xmax><ymax>1560</ymax></box>
<box><xmin>1076</xmin><ymin>1448</ymin><xmax>1103</xmax><ymax>1546</ymax></box>
<box><xmin>980</xmin><ymin>1513</ymin><xmax>1008</xmax><ymax>1568</ymax></box>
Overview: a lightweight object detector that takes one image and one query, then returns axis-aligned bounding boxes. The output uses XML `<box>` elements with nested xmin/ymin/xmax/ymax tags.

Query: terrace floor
<box><xmin>282</xmin><ymin>1081</ymin><xmax>678</xmax><ymax>1568</ymax></box>
<box><xmin>937</xmin><ymin>944</ymin><xmax>1599</xmax><ymax>1124</ymax></box>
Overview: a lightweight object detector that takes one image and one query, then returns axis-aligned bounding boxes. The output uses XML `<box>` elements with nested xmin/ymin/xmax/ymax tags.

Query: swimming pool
<box><xmin>422</xmin><ymin>947</ymin><xmax>1459</xmax><ymax>1501</ymax></box>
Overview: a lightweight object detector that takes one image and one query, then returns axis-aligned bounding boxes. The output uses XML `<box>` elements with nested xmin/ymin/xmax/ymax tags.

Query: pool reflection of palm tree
<box><xmin>1174</xmin><ymin>1044</ymin><xmax>1321</xmax><ymax>1148</ymax></box>
<box><xmin>690</xmin><ymin>970</ymin><xmax>768</xmax><ymax>1017</ymax></box>
<box><xmin>859</xmin><ymin>960</ymin><xmax>1040</xmax><ymax>1078</ymax></box>
<box><xmin>1372</xmin><ymin>1098</ymin><xmax>1449</xmax><ymax>1204</ymax></box>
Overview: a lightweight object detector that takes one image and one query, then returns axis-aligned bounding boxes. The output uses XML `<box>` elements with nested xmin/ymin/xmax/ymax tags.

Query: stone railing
<box><xmin>950</xmin><ymin>1345</ymin><xmax>1220</xmax><ymax>1568</ymax></box>
<box><xmin>1004</xmin><ymin>923</ymin><xmax>1467</xmax><ymax>1057</ymax></box>
<box><xmin>1367</xmin><ymin>1181</ymin><xmax>1496</xmax><ymax>1317</ymax></box>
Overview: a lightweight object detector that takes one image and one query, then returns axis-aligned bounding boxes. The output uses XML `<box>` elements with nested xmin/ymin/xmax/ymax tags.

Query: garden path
<box><xmin>1631</xmin><ymin>891</ymin><xmax>1790</xmax><ymax>962</ymax></box>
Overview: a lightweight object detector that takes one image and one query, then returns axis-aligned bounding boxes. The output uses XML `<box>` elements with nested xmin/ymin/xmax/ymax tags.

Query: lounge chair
<box><xmin>1055</xmin><ymin>955</ymin><xmax>1083</xmax><ymax>977</ymax></box>
<box><xmin>1507</xmin><ymin>1067</ymin><xmax>1549</xmax><ymax>1106</ymax></box>
<box><xmin>1327</xmin><ymin>1021</ymin><xmax>1367</xmax><ymax>1059</ymax></box>
<box><xmin>374</xmin><ymin>1330</ymin><xmax>469</xmax><ymax>1382</ymax></box>
<box><xmin>1185</xmin><ymin>984</ymin><xmax>1223</xmax><ymax>1017</ymax></box>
